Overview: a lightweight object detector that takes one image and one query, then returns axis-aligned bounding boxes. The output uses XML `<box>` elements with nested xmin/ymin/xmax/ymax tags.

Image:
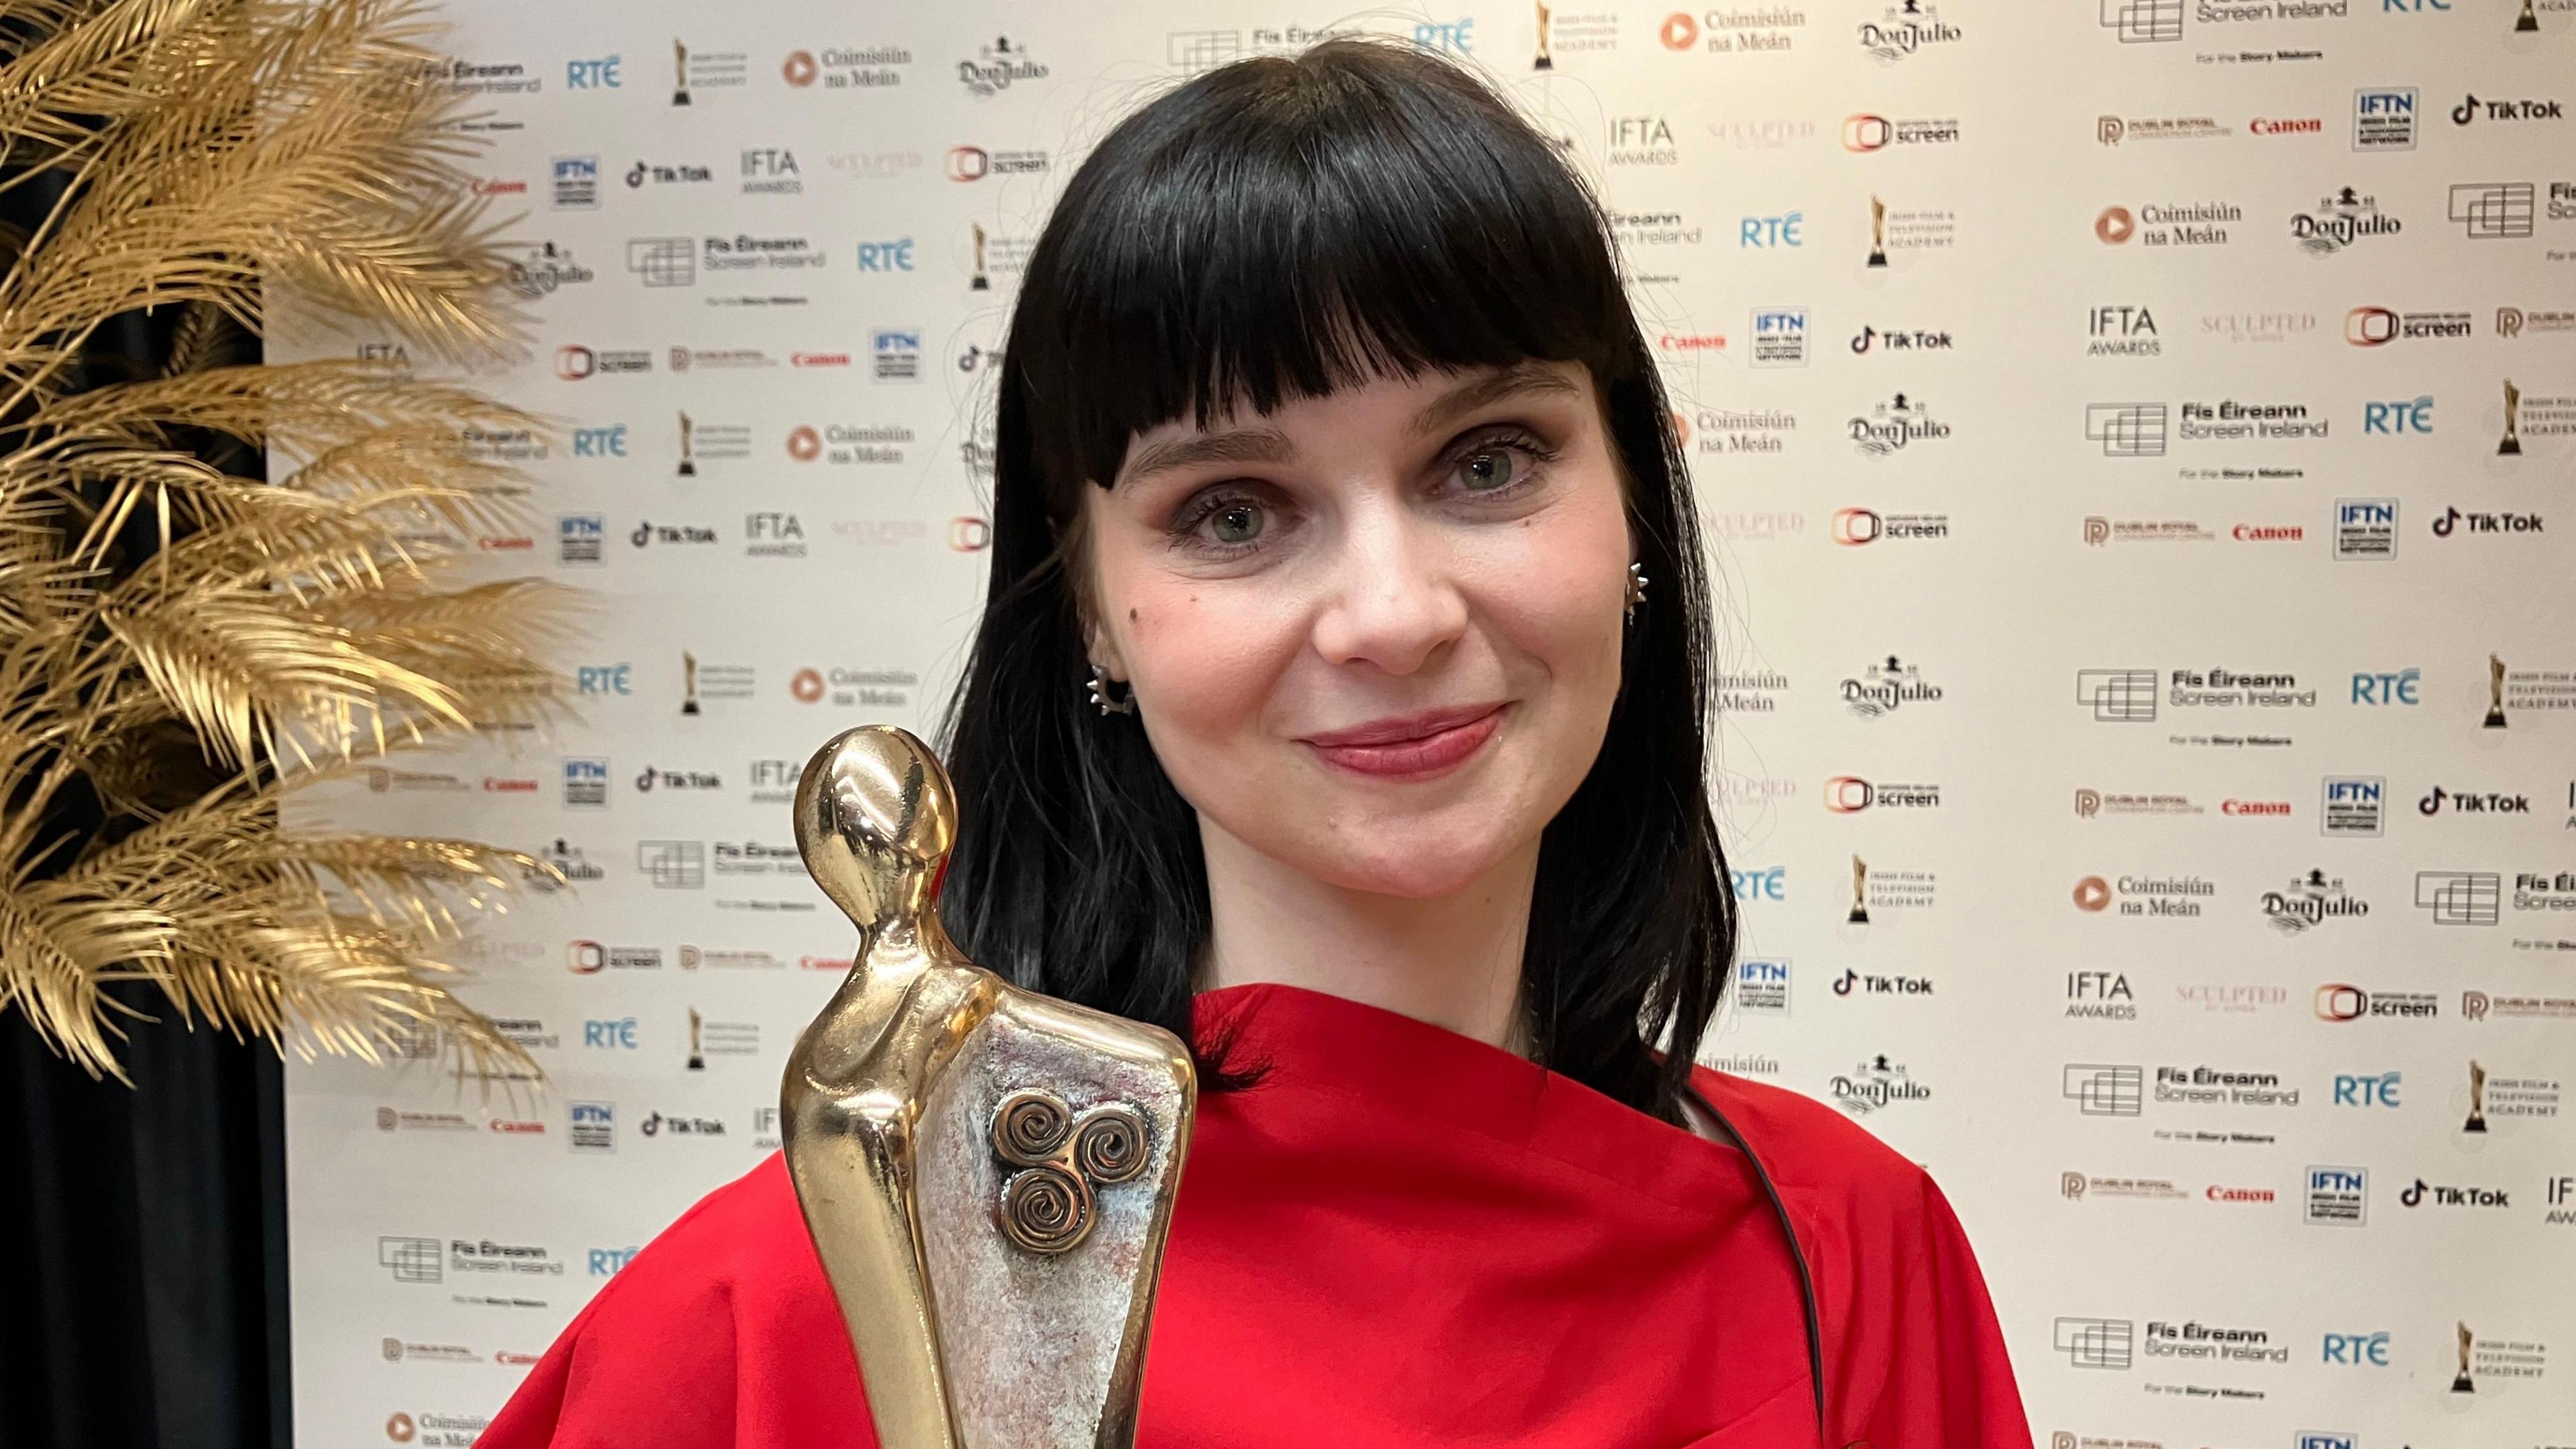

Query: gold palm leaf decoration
<box><xmin>0</xmin><ymin>0</ymin><xmax>580</xmax><ymax>1081</ymax></box>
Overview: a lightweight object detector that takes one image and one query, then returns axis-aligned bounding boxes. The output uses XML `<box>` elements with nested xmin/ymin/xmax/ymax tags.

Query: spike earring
<box><xmin>1085</xmin><ymin>663</ymin><xmax>1135</xmax><ymax>716</ymax></box>
<box><xmin>1625</xmin><ymin>560</ymin><xmax>1650</xmax><ymax>625</ymax></box>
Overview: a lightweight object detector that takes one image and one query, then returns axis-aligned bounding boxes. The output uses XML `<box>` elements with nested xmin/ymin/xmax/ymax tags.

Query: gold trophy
<box><xmin>688</xmin><ymin>1006</ymin><xmax>705</xmax><ymax>1071</ymax></box>
<box><xmin>1533</xmin><ymin>1</ymin><xmax>1554</xmax><ymax>69</ymax></box>
<box><xmin>2485</xmin><ymin>654</ymin><xmax>2507</xmax><ymax>730</ymax></box>
<box><xmin>1848</xmin><ymin>854</ymin><xmax>1870</xmax><ymax>924</ymax></box>
<box><xmin>2453</xmin><ymin>1321</ymin><xmax>2475</xmax><ymax>1392</ymax></box>
<box><xmin>1867</xmin><ymin>195</ymin><xmax>1889</xmax><ymax>268</ymax></box>
<box><xmin>682</xmin><ymin>651</ymin><xmax>702</xmax><ymax>717</ymax></box>
<box><xmin>678</xmin><ymin>410</ymin><xmax>697</xmax><ymax>477</ymax></box>
<box><xmin>674</xmin><ymin>38</ymin><xmax>692</xmax><ymax>106</ymax></box>
<box><xmin>2500</xmin><ymin>378</ymin><xmax>2522</xmax><ymax>455</ymax></box>
<box><xmin>2518</xmin><ymin>0</ymin><xmax>2540</xmax><ymax>33</ymax></box>
<box><xmin>2465</xmin><ymin>1059</ymin><xmax>2489</xmax><ymax>1132</ymax></box>
<box><xmin>782</xmin><ymin>725</ymin><xmax>1197</xmax><ymax>1449</ymax></box>
<box><xmin>970</xmin><ymin>222</ymin><xmax>990</xmax><ymax>292</ymax></box>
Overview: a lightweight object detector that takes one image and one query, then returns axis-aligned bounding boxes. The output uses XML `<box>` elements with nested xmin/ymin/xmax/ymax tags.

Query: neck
<box><xmin>1195</xmin><ymin>820</ymin><xmax>1539</xmax><ymax>1055</ymax></box>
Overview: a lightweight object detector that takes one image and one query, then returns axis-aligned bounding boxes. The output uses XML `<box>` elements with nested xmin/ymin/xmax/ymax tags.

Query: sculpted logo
<box><xmin>1829</xmin><ymin>1055</ymin><xmax>1929</xmax><ymax>1114</ymax></box>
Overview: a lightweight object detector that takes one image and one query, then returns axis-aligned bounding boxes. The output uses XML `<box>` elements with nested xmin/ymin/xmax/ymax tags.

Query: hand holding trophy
<box><xmin>782</xmin><ymin>725</ymin><xmax>1197</xmax><ymax>1448</ymax></box>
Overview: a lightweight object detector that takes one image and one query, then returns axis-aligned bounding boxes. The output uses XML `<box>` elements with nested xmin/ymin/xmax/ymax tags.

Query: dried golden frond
<box><xmin>0</xmin><ymin>0</ymin><xmax>572</xmax><ymax>1083</ymax></box>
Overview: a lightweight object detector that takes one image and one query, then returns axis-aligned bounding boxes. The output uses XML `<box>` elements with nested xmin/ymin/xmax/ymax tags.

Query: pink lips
<box><xmin>1299</xmin><ymin>703</ymin><xmax>1507</xmax><ymax>780</ymax></box>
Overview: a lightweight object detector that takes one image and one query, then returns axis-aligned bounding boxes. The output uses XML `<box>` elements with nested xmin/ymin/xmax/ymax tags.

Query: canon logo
<box><xmin>2231</xmin><ymin>524</ymin><xmax>2303</xmax><ymax>541</ymax></box>
<box><xmin>790</xmin><ymin>352</ymin><xmax>851</xmax><ymax>368</ymax></box>
<box><xmin>2222</xmin><ymin>799</ymin><xmax>2291</xmax><ymax>816</ymax></box>
<box><xmin>2247</xmin><ymin>117</ymin><xmax>2321</xmax><ymax>136</ymax></box>
<box><xmin>2206</xmin><ymin>1185</ymin><xmax>2277</xmax><ymax>1203</ymax></box>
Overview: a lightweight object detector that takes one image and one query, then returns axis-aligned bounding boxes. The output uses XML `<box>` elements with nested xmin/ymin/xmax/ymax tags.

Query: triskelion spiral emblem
<box><xmin>988</xmin><ymin>1088</ymin><xmax>1151</xmax><ymax>1255</ymax></box>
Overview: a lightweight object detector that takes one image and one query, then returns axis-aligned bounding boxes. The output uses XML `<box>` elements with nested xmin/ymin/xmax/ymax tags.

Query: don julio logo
<box><xmin>1829</xmin><ymin>1055</ymin><xmax>1929</xmax><ymax>1114</ymax></box>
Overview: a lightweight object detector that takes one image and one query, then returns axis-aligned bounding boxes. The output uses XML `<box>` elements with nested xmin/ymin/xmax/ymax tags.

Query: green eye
<box><xmin>1210</xmin><ymin>503</ymin><xmax>1265</xmax><ymax>544</ymax></box>
<box><xmin>1460</xmin><ymin>449</ymin><xmax>1516</xmax><ymax>490</ymax></box>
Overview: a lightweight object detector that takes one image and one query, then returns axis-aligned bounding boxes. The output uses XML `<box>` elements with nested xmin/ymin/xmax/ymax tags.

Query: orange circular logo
<box><xmin>386</xmin><ymin>1413</ymin><xmax>417</xmax><ymax>1443</ymax></box>
<box><xmin>2073</xmin><ymin>876</ymin><xmax>2112</xmax><ymax>912</ymax></box>
<box><xmin>787</xmin><ymin>425</ymin><xmax>822</xmax><ymax>462</ymax></box>
<box><xmin>2095</xmin><ymin>206</ymin><xmax>2136</xmax><ymax>245</ymax></box>
<box><xmin>1660</xmin><ymin>12</ymin><xmax>1699</xmax><ymax>49</ymax></box>
<box><xmin>782</xmin><ymin>51</ymin><xmax>818</xmax><ymax>88</ymax></box>
<box><xmin>791</xmin><ymin>667</ymin><xmax>825</xmax><ymax>702</ymax></box>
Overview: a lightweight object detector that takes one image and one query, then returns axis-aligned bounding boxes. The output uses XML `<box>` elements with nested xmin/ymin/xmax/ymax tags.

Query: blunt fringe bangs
<box><xmin>938</xmin><ymin>36</ymin><xmax>1734</xmax><ymax>1124</ymax></box>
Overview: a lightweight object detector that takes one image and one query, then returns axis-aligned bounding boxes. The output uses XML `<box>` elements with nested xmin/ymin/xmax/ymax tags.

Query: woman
<box><xmin>482</xmin><ymin>37</ymin><xmax>2031</xmax><ymax>1449</ymax></box>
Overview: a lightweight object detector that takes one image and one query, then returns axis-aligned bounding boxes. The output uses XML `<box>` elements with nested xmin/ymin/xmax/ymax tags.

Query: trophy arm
<box><xmin>784</xmin><ymin>962</ymin><xmax>1006</xmax><ymax>1449</ymax></box>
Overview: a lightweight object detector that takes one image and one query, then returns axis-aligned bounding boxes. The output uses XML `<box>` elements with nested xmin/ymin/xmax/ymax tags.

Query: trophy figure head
<box><xmin>794</xmin><ymin>726</ymin><xmax>956</xmax><ymax>934</ymax></box>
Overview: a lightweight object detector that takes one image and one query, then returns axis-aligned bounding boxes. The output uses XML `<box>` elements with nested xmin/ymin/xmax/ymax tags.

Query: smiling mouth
<box><xmin>1299</xmin><ymin>703</ymin><xmax>1508</xmax><ymax>780</ymax></box>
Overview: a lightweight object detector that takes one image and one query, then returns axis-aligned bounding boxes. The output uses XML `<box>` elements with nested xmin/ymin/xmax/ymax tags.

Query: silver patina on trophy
<box><xmin>782</xmin><ymin>725</ymin><xmax>1197</xmax><ymax>1448</ymax></box>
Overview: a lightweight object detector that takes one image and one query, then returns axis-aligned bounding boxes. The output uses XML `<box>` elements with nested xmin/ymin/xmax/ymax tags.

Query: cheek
<box><xmin>1097</xmin><ymin>564</ymin><xmax>1300</xmax><ymax>753</ymax></box>
<box><xmin>1459</xmin><ymin>494</ymin><xmax>1631</xmax><ymax>694</ymax></box>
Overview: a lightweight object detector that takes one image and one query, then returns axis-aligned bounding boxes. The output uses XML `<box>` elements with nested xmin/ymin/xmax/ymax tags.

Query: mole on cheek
<box><xmin>1128</xmin><ymin>608</ymin><xmax>1138</xmax><ymax>623</ymax></box>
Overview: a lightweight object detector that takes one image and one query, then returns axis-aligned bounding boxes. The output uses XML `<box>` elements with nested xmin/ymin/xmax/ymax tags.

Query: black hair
<box><xmin>938</xmin><ymin>35</ymin><xmax>1732</xmax><ymax>1124</ymax></box>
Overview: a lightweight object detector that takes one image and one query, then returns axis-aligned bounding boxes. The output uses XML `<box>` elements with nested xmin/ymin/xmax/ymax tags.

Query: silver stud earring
<box><xmin>1625</xmin><ymin>561</ymin><xmax>1649</xmax><ymax>624</ymax></box>
<box><xmin>1085</xmin><ymin>663</ymin><xmax>1135</xmax><ymax>716</ymax></box>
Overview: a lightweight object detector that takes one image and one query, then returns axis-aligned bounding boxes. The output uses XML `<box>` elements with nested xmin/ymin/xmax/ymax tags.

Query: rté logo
<box><xmin>2322</xmin><ymin>1331</ymin><xmax>2391</xmax><ymax>1366</ymax></box>
<box><xmin>2362</xmin><ymin>396</ymin><xmax>2433</xmax><ymax>433</ymax></box>
<box><xmin>2350</xmin><ymin>668</ymin><xmax>2419</xmax><ymax>704</ymax></box>
<box><xmin>2332</xmin><ymin>1071</ymin><xmax>2402</xmax><ymax>1106</ymax></box>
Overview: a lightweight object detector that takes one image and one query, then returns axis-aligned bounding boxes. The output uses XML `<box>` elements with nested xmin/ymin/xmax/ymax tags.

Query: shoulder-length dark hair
<box><xmin>938</xmin><ymin>36</ymin><xmax>1732</xmax><ymax>1124</ymax></box>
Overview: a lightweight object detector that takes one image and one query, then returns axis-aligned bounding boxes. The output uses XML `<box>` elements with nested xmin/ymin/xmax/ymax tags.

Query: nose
<box><xmin>1307</xmin><ymin>509</ymin><xmax>1468</xmax><ymax>676</ymax></box>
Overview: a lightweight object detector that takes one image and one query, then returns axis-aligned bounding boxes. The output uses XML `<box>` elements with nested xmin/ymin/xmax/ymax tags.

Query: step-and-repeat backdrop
<box><xmin>274</xmin><ymin>3</ymin><xmax>2576</xmax><ymax>1446</ymax></box>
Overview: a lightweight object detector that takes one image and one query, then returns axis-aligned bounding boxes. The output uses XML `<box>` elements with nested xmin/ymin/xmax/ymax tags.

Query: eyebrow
<box><xmin>1112</xmin><ymin>360</ymin><xmax>1582</xmax><ymax>490</ymax></box>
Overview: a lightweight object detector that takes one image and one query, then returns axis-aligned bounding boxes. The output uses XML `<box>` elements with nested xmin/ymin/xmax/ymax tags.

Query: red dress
<box><xmin>479</xmin><ymin>982</ymin><xmax>2032</xmax><ymax>1448</ymax></box>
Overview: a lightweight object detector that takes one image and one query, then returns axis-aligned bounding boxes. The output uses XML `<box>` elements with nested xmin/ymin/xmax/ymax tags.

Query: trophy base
<box><xmin>684</xmin><ymin>702</ymin><xmax>702</xmax><ymax>716</ymax></box>
<box><xmin>1866</xmin><ymin>250</ymin><xmax>1888</xmax><ymax>268</ymax></box>
<box><xmin>678</xmin><ymin>463</ymin><xmax>697</xmax><ymax>477</ymax></box>
<box><xmin>971</xmin><ymin>278</ymin><xmax>991</xmax><ymax>291</ymax></box>
<box><xmin>688</xmin><ymin>1055</ymin><xmax>706</xmax><ymax>1071</ymax></box>
<box><xmin>1533</xmin><ymin>56</ymin><xmax>1553</xmax><ymax>70</ymax></box>
<box><xmin>1847</xmin><ymin>908</ymin><xmax>1870</xmax><ymax>925</ymax></box>
<box><xmin>2516</xmin><ymin>13</ymin><xmax>2539</xmax><ymax>30</ymax></box>
<box><xmin>2500</xmin><ymin>437</ymin><xmax>2522</xmax><ymax>455</ymax></box>
<box><xmin>2483</xmin><ymin>709</ymin><xmax>2506</xmax><ymax>730</ymax></box>
<box><xmin>2453</xmin><ymin>1373</ymin><xmax>2475</xmax><ymax>1392</ymax></box>
<box><xmin>2464</xmin><ymin>1118</ymin><xmax>2488</xmax><ymax>1133</ymax></box>
<box><xmin>674</xmin><ymin>92</ymin><xmax>692</xmax><ymax>106</ymax></box>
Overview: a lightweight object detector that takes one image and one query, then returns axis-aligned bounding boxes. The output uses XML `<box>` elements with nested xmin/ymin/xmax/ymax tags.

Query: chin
<box><xmin>1303</xmin><ymin>828</ymin><xmax>1517</xmax><ymax>900</ymax></box>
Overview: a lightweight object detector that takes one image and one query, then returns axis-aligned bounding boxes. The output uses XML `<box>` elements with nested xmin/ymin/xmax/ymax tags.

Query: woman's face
<box><xmin>1079</xmin><ymin>358</ymin><xmax>1632</xmax><ymax>899</ymax></box>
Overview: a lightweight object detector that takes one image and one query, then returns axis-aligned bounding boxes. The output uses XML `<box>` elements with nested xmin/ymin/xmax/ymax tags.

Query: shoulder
<box><xmin>576</xmin><ymin>1150</ymin><xmax>847</xmax><ymax>1352</ymax></box>
<box><xmin>1686</xmin><ymin>1065</ymin><xmax>1960</xmax><ymax>1273</ymax></box>
<box><xmin>481</xmin><ymin>1154</ymin><xmax>865</xmax><ymax>1449</ymax></box>
<box><xmin>1688</xmin><ymin>1065</ymin><xmax>1933</xmax><ymax>1206</ymax></box>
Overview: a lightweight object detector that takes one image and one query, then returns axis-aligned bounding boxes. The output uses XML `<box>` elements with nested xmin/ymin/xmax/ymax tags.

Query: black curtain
<box><xmin>0</xmin><ymin>160</ymin><xmax>291</xmax><ymax>1448</ymax></box>
<box><xmin>1</xmin><ymin>1003</ymin><xmax>290</xmax><ymax>1449</ymax></box>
